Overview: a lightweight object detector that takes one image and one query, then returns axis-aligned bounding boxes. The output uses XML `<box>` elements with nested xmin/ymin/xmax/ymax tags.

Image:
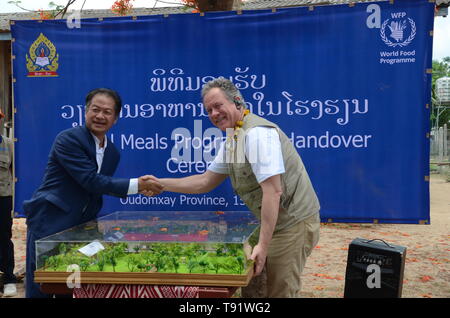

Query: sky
<box><xmin>0</xmin><ymin>0</ymin><xmax>449</xmax><ymax>61</ymax></box>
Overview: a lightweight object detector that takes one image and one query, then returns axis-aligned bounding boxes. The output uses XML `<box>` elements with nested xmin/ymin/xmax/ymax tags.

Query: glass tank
<box><xmin>35</xmin><ymin>211</ymin><xmax>259</xmax><ymax>277</ymax></box>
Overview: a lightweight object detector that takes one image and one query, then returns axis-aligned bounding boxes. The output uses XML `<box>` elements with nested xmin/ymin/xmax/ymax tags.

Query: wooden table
<box><xmin>35</xmin><ymin>266</ymin><xmax>251</xmax><ymax>298</ymax></box>
<box><xmin>40</xmin><ymin>283</ymin><xmax>239</xmax><ymax>298</ymax></box>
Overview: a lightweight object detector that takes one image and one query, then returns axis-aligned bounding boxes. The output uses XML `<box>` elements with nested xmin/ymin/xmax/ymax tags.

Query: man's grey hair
<box><xmin>201</xmin><ymin>77</ymin><xmax>246</xmax><ymax>108</ymax></box>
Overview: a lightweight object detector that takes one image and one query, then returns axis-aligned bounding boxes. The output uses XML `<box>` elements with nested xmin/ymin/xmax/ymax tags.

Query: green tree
<box><xmin>47</xmin><ymin>255</ymin><xmax>62</xmax><ymax>271</ymax></box>
<box><xmin>58</xmin><ymin>243</ymin><xmax>68</xmax><ymax>255</ymax></box>
<box><xmin>214</xmin><ymin>243</ymin><xmax>226</xmax><ymax>257</ymax></box>
<box><xmin>226</xmin><ymin>243</ymin><xmax>241</xmax><ymax>257</ymax></box>
<box><xmin>431</xmin><ymin>57</ymin><xmax>450</xmax><ymax>128</ymax></box>
<box><xmin>198</xmin><ymin>259</ymin><xmax>210</xmax><ymax>273</ymax></box>
<box><xmin>108</xmin><ymin>254</ymin><xmax>117</xmax><ymax>272</ymax></box>
<box><xmin>126</xmin><ymin>254</ymin><xmax>139</xmax><ymax>272</ymax></box>
<box><xmin>8</xmin><ymin>0</ymin><xmax>77</xmax><ymax>19</ymax></box>
<box><xmin>141</xmin><ymin>251</ymin><xmax>153</xmax><ymax>265</ymax></box>
<box><xmin>168</xmin><ymin>256</ymin><xmax>180</xmax><ymax>273</ymax></box>
<box><xmin>185</xmin><ymin>243</ymin><xmax>203</xmax><ymax>259</ymax></box>
<box><xmin>150</xmin><ymin>243</ymin><xmax>168</xmax><ymax>256</ymax></box>
<box><xmin>105</xmin><ymin>246</ymin><xmax>122</xmax><ymax>272</ymax></box>
<box><xmin>235</xmin><ymin>255</ymin><xmax>245</xmax><ymax>274</ymax></box>
<box><xmin>79</xmin><ymin>257</ymin><xmax>91</xmax><ymax>271</ymax></box>
<box><xmin>153</xmin><ymin>255</ymin><xmax>166</xmax><ymax>272</ymax></box>
<box><xmin>96</xmin><ymin>252</ymin><xmax>106</xmax><ymax>271</ymax></box>
<box><xmin>209</xmin><ymin>257</ymin><xmax>225</xmax><ymax>274</ymax></box>
<box><xmin>187</xmin><ymin>259</ymin><xmax>198</xmax><ymax>273</ymax></box>
<box><xmin>41</xmin><ymin>255</ymin><xmax>49</xmax><ymax>270</ymax></box>
<box><xmin>171</xmin><ymin>243</ymin><xmax>183</xmax><ymax>257</ymax></box>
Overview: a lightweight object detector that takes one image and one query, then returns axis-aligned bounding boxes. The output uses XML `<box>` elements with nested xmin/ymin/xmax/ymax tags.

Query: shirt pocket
<box><xmin>0</xmin><ymin>155</ymin><xmax>10</xmax><ymax>170</ymax></box>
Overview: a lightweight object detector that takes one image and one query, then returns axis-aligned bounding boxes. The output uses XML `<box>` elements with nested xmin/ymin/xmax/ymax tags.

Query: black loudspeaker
<box><xmin>344</xmin><ymin>238</ymin><xmax>407</xmax><ymax>298</ymax></box>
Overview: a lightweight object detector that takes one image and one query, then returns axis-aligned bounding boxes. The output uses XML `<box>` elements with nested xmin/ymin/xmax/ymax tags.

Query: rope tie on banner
<box><xmin>363</xmin><ymin>239</ymin><xmax>394</xmax><ymax>248</ymax></box>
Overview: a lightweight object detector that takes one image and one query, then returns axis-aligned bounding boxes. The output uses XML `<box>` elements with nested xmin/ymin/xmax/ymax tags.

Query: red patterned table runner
<box><xmin>73</xmin><ymin>284</ymin><xmax>199</xmax><ymax>298</ymax></box>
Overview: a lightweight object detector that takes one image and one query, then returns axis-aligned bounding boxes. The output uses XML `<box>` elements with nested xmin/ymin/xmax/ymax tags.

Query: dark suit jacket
<box><xmin>23</xmin><ymin>125</ymin><xmax>129</xmax><ymax>238</ymax></box>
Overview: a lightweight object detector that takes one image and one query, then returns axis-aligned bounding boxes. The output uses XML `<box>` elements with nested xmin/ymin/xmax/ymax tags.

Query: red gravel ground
<box><xmin>6</xmin><ymin>174</ymin><xmax>449</xmax><ymax>298</ymax></box>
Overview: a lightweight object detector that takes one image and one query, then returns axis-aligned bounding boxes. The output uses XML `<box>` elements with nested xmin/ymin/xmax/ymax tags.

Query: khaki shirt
<box><xmin>0</xmin><ymin>135</ymin><xmax>13</xmax><ymax>197</ymax></box>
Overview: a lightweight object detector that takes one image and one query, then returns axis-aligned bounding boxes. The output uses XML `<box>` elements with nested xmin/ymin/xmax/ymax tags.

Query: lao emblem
<box><xmin>26</xmin><ymin>33</ymin><xmax>59</xmax><ymax>77</ymax></box>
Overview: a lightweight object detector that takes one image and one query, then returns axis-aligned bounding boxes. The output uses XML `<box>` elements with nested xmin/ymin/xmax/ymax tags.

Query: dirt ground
<box><xmin>299</xmin><ymin>173</ymin><xmax>449</xmax><ymax>298</ymax></box>
<box><xmin>5</xmin><ymin>174</ymin><xmax>450</xmax><ymax>298</ymax></box>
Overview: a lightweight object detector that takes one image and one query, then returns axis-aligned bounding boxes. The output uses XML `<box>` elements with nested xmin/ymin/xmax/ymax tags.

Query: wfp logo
<box><xmin>380</xmin><ymin>13</ymin><xmax>416</xmax><ymax>48</ymax></box>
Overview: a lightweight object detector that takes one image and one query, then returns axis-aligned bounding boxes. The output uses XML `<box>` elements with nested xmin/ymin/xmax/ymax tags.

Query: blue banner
<box><xmin>12</xmin><ymin>0</ymin><xmax>434</xmax><ymax>223</ymax></box>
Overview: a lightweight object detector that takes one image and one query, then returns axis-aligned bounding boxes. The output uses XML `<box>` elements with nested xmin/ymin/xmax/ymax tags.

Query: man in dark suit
<box><xmin>23</xmin><ymin>88</ymin><xmax>163</xmax><ymax>298</ymax></box>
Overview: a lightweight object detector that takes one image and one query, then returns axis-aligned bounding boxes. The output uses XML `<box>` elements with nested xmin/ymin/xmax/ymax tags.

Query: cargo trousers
<box><xmin>266</xmin><ymin>212</ymin><xmax>320</xmax><ymax>298</ymax></box>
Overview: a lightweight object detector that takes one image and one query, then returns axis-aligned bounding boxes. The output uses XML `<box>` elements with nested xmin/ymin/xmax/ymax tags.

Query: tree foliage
<box><xmin>431</xmin><ymin>57</ymin><xmax>450</xmax><ymax>128</ymax></box>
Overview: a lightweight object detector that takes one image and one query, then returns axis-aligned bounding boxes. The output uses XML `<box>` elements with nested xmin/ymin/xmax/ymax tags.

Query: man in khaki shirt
<box><xmin>0</xmin><ymin>109</ymin><xmax>17</xmax><ymax>297</ymax></box>
<box><xmin>143</xmin><ymin>78</ymin><xmax>320</xmax><ymax>297</ymax></box>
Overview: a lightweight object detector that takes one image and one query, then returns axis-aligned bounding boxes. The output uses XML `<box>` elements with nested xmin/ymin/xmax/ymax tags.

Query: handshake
<box><xmin>138</xmin><ymin>175</ymin><xmax>164</xmax><ymax>196</ymax></box>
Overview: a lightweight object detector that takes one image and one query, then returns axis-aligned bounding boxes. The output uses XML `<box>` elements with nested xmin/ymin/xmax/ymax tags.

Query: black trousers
<box><xmin>0</xmin><ymin>196</ymin><xmax>16</xmax><ymax>285</ymax></box>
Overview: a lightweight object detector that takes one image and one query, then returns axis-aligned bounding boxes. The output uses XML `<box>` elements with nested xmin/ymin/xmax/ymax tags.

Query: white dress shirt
<box><xmin>91</xmin><ymin>133</ymin><xmax>138</xmax><ymax>194</ymax></box>
<box><xmin>208</xmin><ymin>127</ymin><xmax>285</xmax><ymax>183</ymax></box>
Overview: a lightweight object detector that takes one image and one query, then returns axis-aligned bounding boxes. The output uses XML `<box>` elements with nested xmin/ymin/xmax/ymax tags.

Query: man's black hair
<box><xmin>85</xmin><ymin>88</ymin><xmax>122</xmax><ymax>116</ymax></box>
